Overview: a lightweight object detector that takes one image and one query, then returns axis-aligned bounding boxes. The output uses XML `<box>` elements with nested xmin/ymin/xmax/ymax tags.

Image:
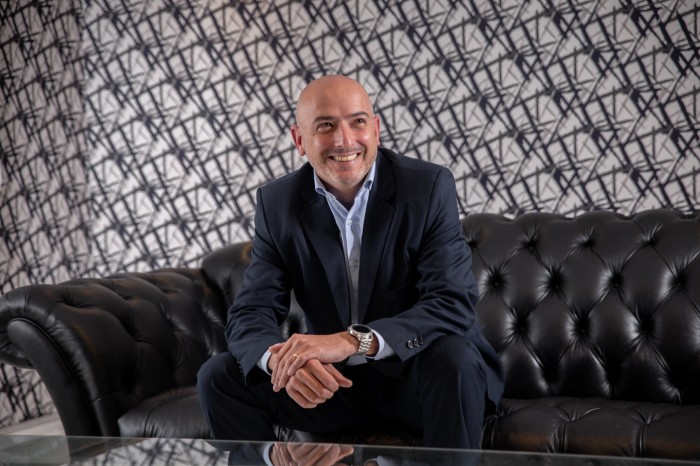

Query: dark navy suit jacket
<box><xmin>226</xmin><ymin>148</ymin><xmax>503</xmax><ymax>405</ymax></box>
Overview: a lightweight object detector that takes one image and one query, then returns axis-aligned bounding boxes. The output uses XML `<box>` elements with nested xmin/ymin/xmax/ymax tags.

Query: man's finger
<box><xmin>286</xmin><ymin>383</ymin><xmax>321</xmax><ymax>408</ymax></box>
<box><xmin>324</xmin><ymin>363</ymin><xmax>353</xmax><ymax>388</ymax></box>
<box><xmin>285</xmin><ymin>348</ymin><xmax>317</xmax><ymax>375</ymax></box>
<box><xmin>303</xmin><ymin>361</ymin><xmax>341</xmax><ymax>392</ymax></box>
<box><xmin>271</xmin><ymin>342</ymin><xmax>297</xmax><ymax>389</ymax></box>
<box><xmin>274</xmin><ymin>351</ymin><xmax>298</xmax><ymax>390</ymax></box>
<box><xmin>293</xmin><ymin>366</ymin><xmax>333</xmax><ymax>399</ymax></box>
<box><xmin>268</xmin><ymin>343</ymin><xmax>284</xmax><ymax>354</ymax></box>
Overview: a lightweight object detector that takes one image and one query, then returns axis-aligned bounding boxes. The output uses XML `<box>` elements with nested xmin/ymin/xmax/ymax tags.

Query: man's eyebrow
<box><xmin>311</xmin><ymin>112</ymin><xmax>371</xmax><ymax>124</ymax></box>
<box><xmin>311</xmin><ymin>116</ymin><xmax>336</xmax><ymax>124</ymax></box>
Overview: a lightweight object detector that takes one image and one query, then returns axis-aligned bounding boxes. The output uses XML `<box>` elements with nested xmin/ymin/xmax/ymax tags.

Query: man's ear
<box><xmin>373</xmin><ymin>115</ymin><xmax>381</xmax><ymax>145</ymax></box>
<box><xmin>290</xmin><ymin>124</ymin><xmax>306</xmax><ymax>156</ymax></box>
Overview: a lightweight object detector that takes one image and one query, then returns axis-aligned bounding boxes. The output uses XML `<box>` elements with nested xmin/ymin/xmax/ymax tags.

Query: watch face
<box><xmin>352</xmin><ymin>324</ymin><xmax>371</xmax><ymax>334</ymax></box>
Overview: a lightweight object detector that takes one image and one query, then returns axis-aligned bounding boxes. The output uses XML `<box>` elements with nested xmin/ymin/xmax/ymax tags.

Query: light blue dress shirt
<box><xmin>313</xmin><ymin>164</ymin><xmax>375</xmax><ymax>326</ymax></box>
<box><xmin>312</xmin><ymin>162</ymin><xmax>394</xmax><ymax>364</ymax></box>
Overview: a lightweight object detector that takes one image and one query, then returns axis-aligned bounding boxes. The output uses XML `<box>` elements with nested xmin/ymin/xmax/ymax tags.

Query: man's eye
<box><xmin>317</xmin><ymin>122</ymin><xmax>334</xmax><ymax>131</ymax></box>
<box><xmin>353</xmin><ymin>118</ymin><xmax>366</xmax><ymax>125</ymax></box>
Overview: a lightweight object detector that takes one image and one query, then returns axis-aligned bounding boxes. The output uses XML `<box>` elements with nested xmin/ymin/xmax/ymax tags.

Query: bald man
<box><xmin>197</xmin><ymin>75</ymin><xmax>503</xmax><ymax>449</ymax></box>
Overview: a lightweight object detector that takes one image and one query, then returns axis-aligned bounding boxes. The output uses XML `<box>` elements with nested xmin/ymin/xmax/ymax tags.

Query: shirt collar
<box><xmin>313</xmin><ymin>160</ymin><xmax>377</xmax><ymax>198</ymax></box>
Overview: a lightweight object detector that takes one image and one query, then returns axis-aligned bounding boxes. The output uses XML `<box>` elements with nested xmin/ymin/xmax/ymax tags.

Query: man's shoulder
<box><xmin>258</xmin><ymin>162</ymin><xmax>313</xmax><ymax>197</ymax></box>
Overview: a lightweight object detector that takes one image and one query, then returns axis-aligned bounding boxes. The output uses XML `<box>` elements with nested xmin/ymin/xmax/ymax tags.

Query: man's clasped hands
<box><xmin>268</xmin><ymin>332</ymin><xmax>361</xmax><ymax>408</ymax></box>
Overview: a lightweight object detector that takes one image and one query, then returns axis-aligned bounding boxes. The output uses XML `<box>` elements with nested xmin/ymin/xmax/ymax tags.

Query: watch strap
<box><xmin>348</xmin><ymin>325</ymin><xmax>373</xmax><ymax>355</ymax></box>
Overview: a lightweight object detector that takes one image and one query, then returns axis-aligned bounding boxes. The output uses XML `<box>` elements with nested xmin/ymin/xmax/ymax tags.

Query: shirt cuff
<box><xmin>257</xmin><ymin>350</ymin><xmax>272</xmax><ymax>375</ymax></box>
<box><xmin>368</xmin><ymin>330</ymin><xmax>395</xmax><ymax>360</ymax></box>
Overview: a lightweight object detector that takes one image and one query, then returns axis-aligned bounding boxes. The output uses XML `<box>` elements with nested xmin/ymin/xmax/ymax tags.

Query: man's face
<box><xmin>291</xmin><ymin>76</ymin><xmax>380</xmax><ymax>199</ymax></box>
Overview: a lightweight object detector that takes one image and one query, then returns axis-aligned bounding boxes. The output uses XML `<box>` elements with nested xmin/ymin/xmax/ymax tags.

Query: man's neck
<box><xmin>314</xmin><ymin>159</ymin><xmax>377</xmax><ymax>210</ymax></box>
<box><xmin>330</xmin><ymin>187</ymin><xmax>360</xmax><ymax>210</ymax></box>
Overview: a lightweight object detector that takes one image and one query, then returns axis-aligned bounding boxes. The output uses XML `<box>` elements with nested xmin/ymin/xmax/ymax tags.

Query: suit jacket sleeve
<box><xmin>224</xmin><ymin>187</ymin><xmax>289</xmax><ymax>382</ymax></box>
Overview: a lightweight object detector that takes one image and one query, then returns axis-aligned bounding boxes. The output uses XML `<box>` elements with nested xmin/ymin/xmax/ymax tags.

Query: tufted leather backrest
<box><xmin>201</xmin><ymin>243</ymin><xmax>307</xmax><ymax>338</ymax></box>
<box><xmin>462</xmin><ymin>210</ymin><xmax>700</xmax><ymax>404</ymax></box>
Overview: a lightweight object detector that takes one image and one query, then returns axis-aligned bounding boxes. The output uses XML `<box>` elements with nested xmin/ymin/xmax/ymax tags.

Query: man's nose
<box><xmin>334</xmin><ymin>122</ymin><xmax>353</xmax><ymax>147</ymax></box>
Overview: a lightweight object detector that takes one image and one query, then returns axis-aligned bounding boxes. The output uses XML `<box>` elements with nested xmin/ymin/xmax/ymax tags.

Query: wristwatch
<box><xmin>347</xmin><ymin>324</ymin><xmax>373</xmax><ymax>355</ymax></box>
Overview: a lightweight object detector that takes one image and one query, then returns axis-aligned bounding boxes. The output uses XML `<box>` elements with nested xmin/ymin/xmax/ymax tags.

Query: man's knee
<box><xmin>197</xmin><ymin>352</ymin><xmax>277</xmax><ymax>440</ymax></box>
<box><xmin>197</xmin><ymin>352</ymin><xmax>242</xmax><ymax>399</ymax></box>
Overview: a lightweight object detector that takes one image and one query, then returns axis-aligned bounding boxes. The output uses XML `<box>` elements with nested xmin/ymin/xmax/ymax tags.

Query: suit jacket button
<box><xmin>419</xmin><ymin>337</ymin><xmax>424</xmax><ymax>345</ymax></box>
<box><xmin>413</xmin><ymin>338</ymin><xmax>419</xmax><ymax>347</ymax></box>
<box><xmin>407</xmin><ymin>340</ymin><xmax>414</xmax><ymax>349</ymax></box>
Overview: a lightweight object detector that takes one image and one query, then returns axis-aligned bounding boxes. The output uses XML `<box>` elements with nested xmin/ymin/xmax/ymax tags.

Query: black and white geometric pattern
<box><xmin>84</xmin><ymin>0</ymin><xmax>700</xmax><ymax>276</ymax></box>
<box><xmin>0</xmin><ymin>0</ymin><xmax>87</xmax><ymax>426</ymax></box>
<box><xmin>1</xmin><ymin>0</ymin><xmax>698</xmax><ymax>428</ymax></box>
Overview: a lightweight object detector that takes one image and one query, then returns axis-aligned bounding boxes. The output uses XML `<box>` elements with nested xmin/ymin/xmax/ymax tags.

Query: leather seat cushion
<box><xmin>484</xmin><ymin>397</ymin><xmax>700</xmax><ymax>459</ymax></box>
<box><xmin>118</xmin><ymin>386</ymin><xmax>210</xmax><ymax>439</ymax></box>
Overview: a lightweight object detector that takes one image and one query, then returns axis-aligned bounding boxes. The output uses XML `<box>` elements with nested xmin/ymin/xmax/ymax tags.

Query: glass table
<box><xmin>0</xmin><ymin>435</ymin><xmax>694</xmax><ymax>465</ymax></box>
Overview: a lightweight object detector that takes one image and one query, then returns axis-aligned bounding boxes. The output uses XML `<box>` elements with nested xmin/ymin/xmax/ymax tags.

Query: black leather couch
<box><xmin>1</xmin><ymin>209</ymin><xmax>699</xmax><ymax>460</ymax></box>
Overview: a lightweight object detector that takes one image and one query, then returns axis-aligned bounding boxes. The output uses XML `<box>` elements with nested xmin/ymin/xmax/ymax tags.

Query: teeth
<box><xmin>333</xmin><ymin>153</ymin><xmax>359</xmax><ymax>162</ymax></box>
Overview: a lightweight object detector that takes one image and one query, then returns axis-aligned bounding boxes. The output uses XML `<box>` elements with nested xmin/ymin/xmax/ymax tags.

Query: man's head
<box><xmin>291</xmin><ymin>75</ymin><xmax>380</xmax><ymax>201</ymax></box>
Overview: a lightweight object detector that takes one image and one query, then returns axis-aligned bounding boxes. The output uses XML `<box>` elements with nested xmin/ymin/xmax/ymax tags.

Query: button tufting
<box><xmin>645</xmin><ymin>234</ymin><xmax>658</xmax><ymax>247</ymax></box>
<box><xmin>514</xmin><ymin>316</ymin><xmax>529</xmax><ymax>333</ymax></box>
<box><xmin>489</xmin><ymin>273</ymin><xmax>503</xmax><ymax>289</ymax></box>
<box><xmin>609</xmin><ymin>271</ymin><xmax>622</xmax><ymax>289</ymax></box>
<box><xmin>674</xmin><ymin>267</ymin><xmax>687</xmax><ymax>288</ymax></box>
<box><xmin>582</xmin><ymin>236</ymin><xmax>595</xmax><ymax>248</ymax></box>
<box><xmin>524</xmin><ymin>237</ymin><xmax>537</xmax><ymax>251</ymax></box>
<box><xmin>638</xmin><ymin>319</ymin><xmax>653</xmax><ymax>335</ymax></box>
<box><xmin>548</xmin><ymin>271</ymin><xmax>563</xmax><ymax>291</ymax></box>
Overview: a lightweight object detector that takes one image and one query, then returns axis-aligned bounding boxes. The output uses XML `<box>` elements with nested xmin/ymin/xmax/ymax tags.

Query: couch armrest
<box><xmin>0</xmin><ymin>268</ymin><xmax>226</xmax><ymax>436</ymax></box>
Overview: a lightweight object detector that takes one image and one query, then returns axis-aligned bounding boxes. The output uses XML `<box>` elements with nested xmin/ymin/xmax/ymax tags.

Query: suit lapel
<box><xmin>357</xmin><ymin>151</ymin><xmax>396</xmax><ymax>323</ymax></box>
<box><xmin>299</xmin><ymin>178</ymin><xmax>352</xmax><ymax>328</ymax></box>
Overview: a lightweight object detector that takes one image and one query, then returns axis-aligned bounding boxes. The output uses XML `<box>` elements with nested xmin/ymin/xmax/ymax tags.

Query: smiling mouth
<box><xmin>331</xmin><ymin>152</ymin><xmax>360</xmax><ymax>162</ymax></box>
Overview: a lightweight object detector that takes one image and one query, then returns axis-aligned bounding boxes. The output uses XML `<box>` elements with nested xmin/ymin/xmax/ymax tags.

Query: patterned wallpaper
<box><xmin>0</xmin><ymin>0</ymin><xmax>698</xmax><ymax>428</ymax></box>
<box><xmin>0</xmin><ymin>1</ymin><xmax>87</xmax><ymax>427</ymax></box>
<box><xmin>84</xmin><ymin>0</ymin><xmax>700</xmax><ymax>277</ymax></box>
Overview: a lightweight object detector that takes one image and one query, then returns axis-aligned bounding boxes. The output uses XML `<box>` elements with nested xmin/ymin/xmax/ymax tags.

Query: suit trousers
<box><xmin>197</xmin><ymin>335</ymin><xmax>489</xmax><ymax>449</ymax></box>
